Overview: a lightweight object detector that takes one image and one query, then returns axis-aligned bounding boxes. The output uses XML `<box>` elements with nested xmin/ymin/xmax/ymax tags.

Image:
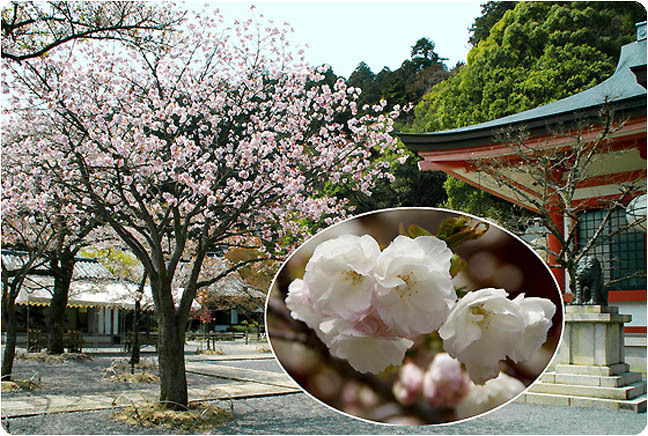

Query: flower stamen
<box><xmin>341</xmin><ymin>269</ymin><xmax>364</xmax><ymax>286</ymax></box>
<box><xmin>470</xmin><ymin>304</ymin><xmax>491</xmax><ymax>330</ymax></box>
<box><xmin>396</xmin><ymin>272</ymin><xmax>419</xmax><ymax>298</ymax></box>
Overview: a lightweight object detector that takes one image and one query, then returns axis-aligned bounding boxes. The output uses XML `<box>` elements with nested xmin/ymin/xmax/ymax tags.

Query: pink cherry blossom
<box><xmin>392</xmin><ymin>361</ymin><xmax>424</xmax><ymax>405</ymax></box>
<box><xmin>422</xmin><ymin>352</ymin><xmax>471</xmax><ymax>407</ymax></box>
<box><xmin>3</xmin><ymin>6</ymin><xmax>409</xmax><ymax>406</ymax></box>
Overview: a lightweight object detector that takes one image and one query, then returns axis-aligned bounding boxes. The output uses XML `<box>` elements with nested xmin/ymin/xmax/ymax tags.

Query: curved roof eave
<box><xmin>399</xmin><ymin>39</ymin><xmax>647</xmax><ymax>152</ymax></box>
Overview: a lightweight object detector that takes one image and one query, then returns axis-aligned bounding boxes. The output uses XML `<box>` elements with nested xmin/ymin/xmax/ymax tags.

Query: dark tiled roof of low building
<box><xmin>1</xmin><ymin>249</ymin><xmax>114</xmax><ymax>281</ymax></box>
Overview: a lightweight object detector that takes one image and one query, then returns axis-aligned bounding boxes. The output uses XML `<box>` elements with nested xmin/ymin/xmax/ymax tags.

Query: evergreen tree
<box><xmin>412</xmin><ymin>2</ymin><xmax>644</xmax><ymax>132</ymax></box>
<box><xmin>467</xmin><ymin>1</ymin><xmax>517</xmax><ymax>47</ymax></box>
<box><xmin>336</xmin><ymin>38</ymin><xmax>454</xmax><ymax>212</ymax></box>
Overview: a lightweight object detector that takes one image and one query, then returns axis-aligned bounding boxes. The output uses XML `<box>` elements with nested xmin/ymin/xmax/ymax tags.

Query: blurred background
<box><xmin>266</xmin><ymin>208</ymin><xmax>564</xmax><ymax>424</ymax></box>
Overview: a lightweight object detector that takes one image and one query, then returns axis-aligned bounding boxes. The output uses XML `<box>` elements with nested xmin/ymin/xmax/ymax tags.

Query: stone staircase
<box><xmin>519</xmin><ymin>305</ymin><xmax>647</xmax><ymax>412</ymax></box>
<box><xmin>520</xmin><ymin>363</ymin><xmax>646</xmax><ymax>412</ymax></box>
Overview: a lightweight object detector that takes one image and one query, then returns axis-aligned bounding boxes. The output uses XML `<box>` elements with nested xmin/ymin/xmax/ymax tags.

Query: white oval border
<box><xmin>263</xmin><ymin>206</ymin><xmax>566</xmax><ymax>427</ymax></box>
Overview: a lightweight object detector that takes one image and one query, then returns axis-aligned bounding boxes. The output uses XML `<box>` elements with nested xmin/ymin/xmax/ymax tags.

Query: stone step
<box><xmin>528</xmin><ymin>379</ymin><xmax>646</xmax><ymax>400</ymax></box>
<box><xmin>520</xmin><ymin>391</ymin><xmax>647</xmax><ymax>413</ymax></box>
<box><xmin>555</xmin><ymin>363</ymin><xmax>629</xmax><ymax>376</ymax></box>
<box><xmin>541</xmin><ymin>370</ymin><xmax>643</xmax><ymax>387</ymax></box>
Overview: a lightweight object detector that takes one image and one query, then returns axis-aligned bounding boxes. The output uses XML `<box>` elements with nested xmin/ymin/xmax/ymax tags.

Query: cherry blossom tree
<box><xmin>1</xmin><ymin>212</ymin><xmax>52</xmax><ymax>379</ymax></box>
<box><xmin>1</xmin><ymin>122</ymin><xmax>98</xmax><ymax>375</ymax></box>
<box><xmin>4</xmin><ymin>8</ymin><xmax>406</xmax><ymax>407</ymax></box>
<box><xmin>2</xmin><ymin>1</ymin><xmax>185</xmax><ymax>62</ymax></box>
<box><xmin>3</xmin><ymin>2</ymin><xmax>185</xmax><ymax>362</ymax></box>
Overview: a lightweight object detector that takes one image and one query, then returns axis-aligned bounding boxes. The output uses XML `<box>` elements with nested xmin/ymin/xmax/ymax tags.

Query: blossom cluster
<box><xmin>285</xmin><ymin>233</ymin><xmax>556</xmax><ymax>386</ymax></box>
<box><xmin>392</xmin><ymin>353</ymin><xmax>525</xmax><ymax>419</ymax></box>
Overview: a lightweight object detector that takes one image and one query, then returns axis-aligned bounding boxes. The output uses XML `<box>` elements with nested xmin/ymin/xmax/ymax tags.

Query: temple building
<box><xmin>2</xmin><ymin>249</ymin><xmax>149</xmax><ymax>348</ymax></box>
<box><xmin>398</xmin><ymin>23</ymin><xmax>647</xmax><ymax>365</ymax></box>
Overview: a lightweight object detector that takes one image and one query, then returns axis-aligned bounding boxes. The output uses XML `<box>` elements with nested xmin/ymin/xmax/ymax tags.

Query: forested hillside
<box><xmin>326</xmin><ymin>37</ymin><xmax>456</xmax><ymax>213</ymax></box>
<box><xmin>409</xmin><ymin>1</ymin><xmax>645</xmax><ymax>132</ymax></box>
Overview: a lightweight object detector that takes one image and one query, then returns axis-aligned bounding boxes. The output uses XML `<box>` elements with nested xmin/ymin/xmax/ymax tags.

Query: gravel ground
<box><xmin>3</xmin><ymin>392</ymin><xmax>646</xmax><ymax>435</ymax></box>
<box><xmin>2</xmin><ymin>351</ymin><xmax>646</xmax><ymax>435</ymax></box>
<box><xmin>3</xmin><ymin>354</ymin><xmax>239</xmax><ymax>400</ymax></box>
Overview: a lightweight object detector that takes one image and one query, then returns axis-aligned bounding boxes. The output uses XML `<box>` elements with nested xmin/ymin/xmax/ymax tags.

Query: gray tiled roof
<box><xmin>207</xmin><ymin>273</ymin><xmax>266</xmax><ymax>299</ymax></box>
<box><xmin>1</xmin><ymin>250</ymin><xmax>114</xmax><ymax>280</ymax></box>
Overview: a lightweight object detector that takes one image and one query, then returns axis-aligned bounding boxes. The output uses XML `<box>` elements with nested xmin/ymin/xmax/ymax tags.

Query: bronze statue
<box><xmin>571</xmin><ymin>255</ymin><xmax>606</xmax><ymax>305</ymax></box>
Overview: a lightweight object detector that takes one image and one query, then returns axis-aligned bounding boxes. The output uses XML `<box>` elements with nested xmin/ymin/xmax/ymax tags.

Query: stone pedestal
<box><xmin>520</xmin><ymin>305</ymin><xmax>646</xmax><ymax>412</ymax></box>
<box><xmin>559</xmin><ymin>305</ymin><xmax>629</xmax><ymax>367</ymax></box>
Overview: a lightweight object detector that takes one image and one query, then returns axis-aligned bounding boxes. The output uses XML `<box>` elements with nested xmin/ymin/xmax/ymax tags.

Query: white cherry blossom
<box><xmin>284</xmin><ymin>279</ymin><xmax>326</xmax><ymax>338</ymax></box>
<box><xmin>509</xmin><ymin>293</ymin><xmax>557</xmax><ymax>363</ymax></box>
<box><xmin>373</xmin><ymin>235</ymin><xmax>456</xmax><ymax>337</ymax></box>
<box><xmin>319</xmin><ymin>317</ymin><xmax>413</xmax><ymax>374</ymax></box>
<box><xmin>455</xmin><ymin>372</ymin><xmax>525</xmax><ymax>420</ymax></box>
<box><xmin>284</xmin><ymin>232</ymin><xmax>555</xmax><ymax>382</ymax></box>
<box><xmin>286</xmin><ymin>275</ymin><xmax>412</xmax><ymax>374</ymax></box>
<box><xmin>304</xmin><ymin>234</ymin><xmax>380</xmax><ymax>321</ymax></box>
<box><xmin>439</xmin><ymin>288</ymin><xmax>556</xmax><ymax>385</ymax></box>
<box><xmin>439</xmin><ymin>288</ymin><xmax>526</xmax><ymax>384</ymax></box>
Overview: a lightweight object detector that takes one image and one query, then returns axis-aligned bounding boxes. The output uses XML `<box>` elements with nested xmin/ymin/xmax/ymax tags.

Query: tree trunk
<box><xmin>130</xmin><ymin>298</ymin><xmax>141</xmax><ymax>367</ymax></box>
<box><xmin>130</xmin><ymin>272</ymin><xmax>147</xmax><ymax>368</ymax></box>
<box><xmin>47</xmin><ymin>252</ymin><xmax>75</xmax><ymax>354</ymax></box>
<box><xmin>1</xmin><ymin>289</ymin><xmax>18</xmax><ymax>381</ymax></box>
<box><xmin>157</xmin><ymin>311</ymin><xmax>188</xmax><ymax>408</ymax></box>
<box><xmin>566</xmin><ymin>263</ymin><xmax>578</xmax><ymax>302</ymax></box>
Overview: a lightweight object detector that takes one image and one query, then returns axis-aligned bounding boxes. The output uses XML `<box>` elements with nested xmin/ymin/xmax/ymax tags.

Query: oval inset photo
<box><xmin>265</xmin><ymin>208</ymin><xmax>563</xmax><ymax>425</ymax></box>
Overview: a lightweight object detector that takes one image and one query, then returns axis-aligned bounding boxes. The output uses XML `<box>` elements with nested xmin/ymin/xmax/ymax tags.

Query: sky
<box><xmin>190</xmin><ymin>1</ymin><xmax>484</xmax><ymax>78</ymax></box>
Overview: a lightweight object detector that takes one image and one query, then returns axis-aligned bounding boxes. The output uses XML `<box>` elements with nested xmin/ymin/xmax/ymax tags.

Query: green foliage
<box><xmin>324</xmin><ymin>37</ymin><xmax>459</xmax><ymax>214</ymax></box>
<box><xmin>330</xmin><ymin>143</ymin><xmax>448</xmax><ymax>214</ymax></box>
<box><xmin>229</xmin><ymin>325</ymin><xmax>247</xmax><ymax>333</ymax></box>
<box><xmin>346</xmin><ymin>37</ymin><xmax>452</xmax><ymax>121</ymax></box>
<box><xmin>435</xmin><ymin>215</ymin><xmax>489</xmax><ymax>250</ymax></box>
<box><xmin>81</xmin><ymin>247</ymin><xmax>142</xmax><ymax>283</ymax></box>
<box><xmin>347</xmin><ymin>62</ymin><xmax>380</xmax><ymax>110</ymax></box>
<box><xmin>414</xmin><ymin>2</ymin><xmax>643</xmax><ymax>131</ymax></box>
<box><xmin>410</xmin><ymin>37</ymin><xmax>441</xmax><ymax>63</ymax></box>
<box><xmin>399</xmin><ymin>223</ymin><xmax>432</xmax><ymax>238</ymax></box>
<box><xmin>468</xmin><ymin>1</ymin><xmax>517</xmax><ymax>47</ymax></box>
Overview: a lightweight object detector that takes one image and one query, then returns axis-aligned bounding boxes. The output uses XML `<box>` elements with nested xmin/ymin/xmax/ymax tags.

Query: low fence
<box><xmin>3</xmin><ymin>328</ymin><xmax>267</xmax><ymax>353</ymax></box>
<box><xmin>23</xmin><ymin>329</ymin><xmax>84</xmax><ymax>353</ymax></box>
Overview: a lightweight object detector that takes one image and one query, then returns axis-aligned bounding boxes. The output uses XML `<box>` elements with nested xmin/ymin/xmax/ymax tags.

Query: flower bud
<box><xmin>392</xmin><ymin>361</ymin><xmax>424</xmax><ymax>405</ymax></box>
<box><xmin>422</xmin><ymin>353</ymin><xmax>471</xmax><ymax>407</ymax></box>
